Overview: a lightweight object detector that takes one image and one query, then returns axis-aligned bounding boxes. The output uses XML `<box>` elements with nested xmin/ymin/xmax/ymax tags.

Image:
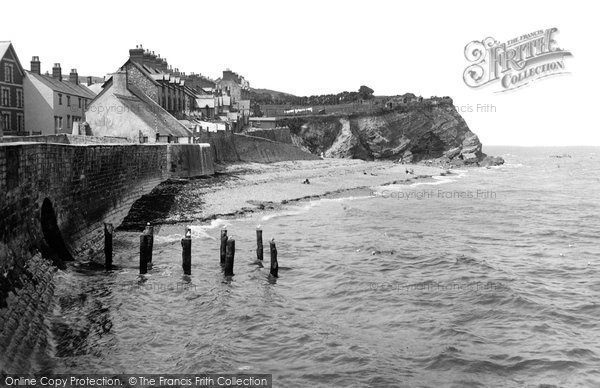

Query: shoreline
<box><xmin>121</xmin><ymin>159</ymin><xmax>450</xmax><ymax>233</ymax></box>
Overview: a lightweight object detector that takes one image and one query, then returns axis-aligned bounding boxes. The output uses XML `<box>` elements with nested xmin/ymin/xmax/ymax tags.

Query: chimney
<box><xmin>111</xmin><ymin>70</ymin><xmax>128</xmax><ymax>94</ymax></box>
<box><xmin>160</xmin><ymin>58</ymin><xmax>168</xmax><ymax>72</ymax></box>
<box><xmin>69</xmin><ymin>69</ymin><xmax>79</xmax><ymax>84</ymax></box>
<box><xmin>52</xmin><ymin>63</ymin><xmax>62</xmax><ymax>80</ymax></box>
<box><xmin>142</xmin><ymin>50</ymin><xmax>153</xmax><ymax>68</ymax></box>
<box><xmin>129</xmin><ymin>44</ymin><xmax>144</xmax><ymax>64</ymax></box>
<box><xmin>148</xmin><ymin>51</ymin><xmax>157</xmax><ymax>69</ymax></box>
<box><xmin>31</xmin><ymin>56</ymin><xmax>41</xmax><ymax>74</ymax></box>
<box><xmin>87</xmin><ymin>76</ymin><xmax>93</xmax><ymax>85</ymax></box>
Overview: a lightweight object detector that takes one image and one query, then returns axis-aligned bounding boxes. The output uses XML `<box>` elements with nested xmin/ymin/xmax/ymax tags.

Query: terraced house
<box><xmin>0</xmin><ymin>41</ymin><xmax>25</xmax><ymax>136</ymax></box>
<box><xmin>121</xmin><ymin>45</ymin><xmax>197</xmax><ymax>118</ymax></box>
<box><xmin>24</xmin><ymin>58</ymin><xmax>96</xmax><ymax>134</ymax></box>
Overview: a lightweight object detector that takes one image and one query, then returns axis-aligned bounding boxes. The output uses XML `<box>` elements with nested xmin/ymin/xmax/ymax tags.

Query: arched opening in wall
<box><xmin>40</xmin><ymin>198</ymin><xmax>73</xmax><ymax>269</ymax></box>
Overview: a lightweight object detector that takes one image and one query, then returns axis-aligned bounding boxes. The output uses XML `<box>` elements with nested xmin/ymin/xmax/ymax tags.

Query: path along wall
<box><xmin>0</xmin><ymin>142</ymin><xmax>213</xmax><ymax>372</ymax></box>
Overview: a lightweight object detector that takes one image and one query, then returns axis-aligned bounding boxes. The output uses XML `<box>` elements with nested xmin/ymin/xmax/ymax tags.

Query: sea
<box><xmin>45</xmin><ymin>146</ymin><xmax>600</xmax><ymax>387</ymax></box>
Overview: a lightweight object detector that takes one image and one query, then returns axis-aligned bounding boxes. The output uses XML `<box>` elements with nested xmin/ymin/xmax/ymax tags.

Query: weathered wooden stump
<box><xmin>104</xmin><ymin>223</ymin><xmax>113</xmax><ymax>270</ymax></box>
<box><xmin>139</xmin><ymin>233</ymin><xmax>152</xmax><ymax>274</ymax></box>
<box><xmin>181</xmin><ymin>227</ymin><xmax>192</xmax><ymax>275</ymax></box>
<box><xmin>144</xmin><ymin>222</ymin><xmax>154</xmax><ymax>264</ymax></box>
<box><xmin>220</xmin><ymin>229</ymin><xmax>228</xmax><ymax>266</ymax></box>
<box><xmin>270</xmin><ymin>239</ymin><xmax>278</xmax><ymax>278</ymax></box>
<box><xmin>224</xmin><ymin>238</ymin><xmax>235</xmax><ymax>276</ymax></box>
<box><xmin>256</xmin><ymin>228</ymin><xmax>264</xmax><ymax>261</ymax></box>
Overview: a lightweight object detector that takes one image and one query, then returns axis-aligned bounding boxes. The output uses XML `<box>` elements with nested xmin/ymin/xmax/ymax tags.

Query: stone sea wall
<box><xmin>0</xmin><ymin>142</ymin><xmax>214</xmax><ymax>373</ymax></box>
<box><xmin>195</xmin><ymin>130</ymin><xmax>319</xmax><ymax>163</ymax></box>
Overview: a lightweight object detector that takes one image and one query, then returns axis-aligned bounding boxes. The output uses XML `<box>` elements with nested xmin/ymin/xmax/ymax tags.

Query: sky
<box><xmin>1</xmin><ymin>0</ymin><xmax>597</xmax><ymax>146</ymax></box>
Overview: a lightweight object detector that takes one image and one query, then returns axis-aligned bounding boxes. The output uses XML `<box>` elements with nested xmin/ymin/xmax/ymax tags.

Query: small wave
<box><xmin>153</xmin><ymin>234</ymin><xmax>186</xmax><ymax>243</ymax></box>
<box><xmin>309</xmin><ymin>195</ymin><xmax>373</xmax><ymax>205</ymax></box>
<box><xmin>499</xmin><ymin>163</ymin><xmax>524</xmax><ymax>169</ymax></box>
<box><xmin>410</xmin><ymin>178</ymin><xmax>454</xmax><ymax>187</ymax></box>
<box><xmin>260</xmin><ymin>203</ymin><xmax>313</xmax><ymax>221</ymax></box>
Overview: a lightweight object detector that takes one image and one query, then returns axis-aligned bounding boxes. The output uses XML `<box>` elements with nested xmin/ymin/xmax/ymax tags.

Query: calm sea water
<box><xmin>48</xmin><ymin>146</ymin><xmax>600</xmax><ymax>387</ymax></box>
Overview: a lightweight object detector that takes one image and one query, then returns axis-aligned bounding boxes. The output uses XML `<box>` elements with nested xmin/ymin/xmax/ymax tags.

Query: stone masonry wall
<box><xmin>244</xmin><ymin>128</ymin><xmax>293</xmax><ymax>144</ymax></box>
<box><xmin>194</xmin><ymin>130</ymin><xmax>318</xmax><ymax>164</ymax></box>
<box><xmin>0</xmin><ymin>142</ymin><xmax>214</xmax><ymax>373</ymax></box>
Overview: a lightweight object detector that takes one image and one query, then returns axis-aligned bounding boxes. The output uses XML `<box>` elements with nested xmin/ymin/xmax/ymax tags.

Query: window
<box><xmin>54</xmin><ymin>116</ymin><xmax>62</xmax><ymax>132</ymax></box>
<box><xmin>78</xmin><ymin>97</ymin><xmax>82</xmax><ymax>108</ymax></box>
<box><xmin>4</xmin><ymin>64</ymin><xmax>13</xmax><ymax>83</ymax></box>
<box><xmin>67</xmin><ymin>96</ymin><xmax>71</xmax><ymax>107</ymax></box>
<box><xmin>58</xmin><ymin>94</ymin><xmax>63</xmax><ymax>105</ymax></box>
<box><xmin>1</xmin><ymin>112</ymin><xmax>10</xmax><ymax>131</ymax></box>
<box><xmin>16</xmin><ymin>89</ymin><xmax>23</xmax><ymax>108</ymax></box>
<box><xmin>1</xmin><ymin>88</ymin><xmax>10</xmax><ymax>106</ymax></box>
<box><xmin>16</xmin><ymin>113</ymin><xmax>24</xmax><ymax>132</ymax></box>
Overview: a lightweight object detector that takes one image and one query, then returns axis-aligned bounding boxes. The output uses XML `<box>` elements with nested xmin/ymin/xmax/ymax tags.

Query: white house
<box><xmin>23</xmin><ymin>57</ymin><xmax>96</xmax><ymax>135</ymax></box>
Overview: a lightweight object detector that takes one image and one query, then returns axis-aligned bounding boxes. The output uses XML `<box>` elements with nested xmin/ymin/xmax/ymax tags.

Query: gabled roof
<box><xmin>121</xmin><ymin>84</ymin><xmax>191</xmax><ymax>138</ymax></box>
<box><xmin>26</xmin><ymin>71</ymin><xmax>96</xmax><ymax>99</ymax></box>
<box><xmin>0</xmin><ymin>41</ymin><xmax>25</xmax><ymax>75</ymax></box>
<box><xmin>0</xmin><ymin>41</ymin><xmax>12</xmax><ymax>59</ymax></box>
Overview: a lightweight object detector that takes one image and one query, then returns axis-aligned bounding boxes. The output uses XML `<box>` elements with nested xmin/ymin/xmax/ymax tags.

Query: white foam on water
<box><xmin>308</xmin><ymin>194</ymin><xmax>373</xmax><ymax>206</ymax></box>
<box><xmin>188</xmin><ymin>219</ymin><xmax>232</xmax><ymax>240</ymax></box>
<box><xmin>498</xmin><ymin>163</ymin><xmax>524</xmax><ymax>169</ymax></box>
<box><xmin>260</xmin><ymin>203</ymin><xmax>313</xmax><ymax>221</ymax></box>
<box><xmin>260</xmin><ymin>194</ymin><xmax>372</xmax><ymax>221</ymax></box>
<box><xmin>153</xmin><ymin>234</ymin><xmax>186</xmax><ymax>244</ymax></box>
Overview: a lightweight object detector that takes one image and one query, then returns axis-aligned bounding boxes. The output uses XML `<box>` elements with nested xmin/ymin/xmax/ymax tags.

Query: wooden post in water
<box><xmin>181</xmin><ymin>227</ymin><xmax>192</xmax><ymax>275</ymax></box>
<box><xmin>220</xmin><ymin>229</ymin><xmax>228</xmax><ymax>266</ymax></box>
<box><xmin>270</xmin><ymin>238</ymin><xmax>278</xmax><ymax>278</ymax></box>
<box><xmin>224</xmin><ymin>238</ymin><xmax>235</xmax><ymax>276</ymax></box>
<box><xmin>139</xmin><ymin>232</ymin><xmax>151</xmax><ymax>274</ymax></box>
<box><xmin>256</xmin><ymin>228</ymin><xmax>263</xmax><ymax>261</ymax></box>
<box><xmin>104</xmin><ymin>223</ymin><xmax>113</xmax><ymax>270</ymax></box>
<box><xmin>144</xmin><ymin>222</ymin><xmax>154</xmax><ymax>264</ymax></box>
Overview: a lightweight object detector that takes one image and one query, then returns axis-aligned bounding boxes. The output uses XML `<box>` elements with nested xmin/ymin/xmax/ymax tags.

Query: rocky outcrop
<box><xmin>282</xmin><ymin>101</ymin><xmax>503</xmax><ymax>166</ymax></box>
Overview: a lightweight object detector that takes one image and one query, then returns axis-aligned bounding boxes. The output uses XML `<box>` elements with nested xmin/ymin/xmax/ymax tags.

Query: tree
<box><xmin>358</xmin><ymin>85</ymin><xmax>374</xmax><ymax>100</ymax></box>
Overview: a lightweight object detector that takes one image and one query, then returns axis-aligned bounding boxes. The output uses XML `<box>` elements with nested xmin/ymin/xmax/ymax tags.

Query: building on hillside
<box><xmin>121</xmin><ymin>45</ymin><xmax>198</xmax><ymax>119</ymax></box>
<box><xmin>86</xmin><ymin>71</ymin><xmax>192</xmax><ymax>143</ymax></box>
<box><xmin>24</xmin><ymin>57</ymin><xmax>96</xmax><ymax>135</ymax></box>
<box><xmin>0</xmin><ymin>41</ymin><xmax>25</xmax><ymax>136</ymax></box>
<box><xmin>215</xmin><ymin>69</ymin><xmax>250</xmax><ymax>102</ymax></box>
<box><xmin>214</xmin><ymin>69</ymin><xmax>251</xmax><ymax>129</ymax></box>
<box><xmin>185</xmin><ymin>72</ymin><xmax>216</xmax><ymax>92</ymax></box>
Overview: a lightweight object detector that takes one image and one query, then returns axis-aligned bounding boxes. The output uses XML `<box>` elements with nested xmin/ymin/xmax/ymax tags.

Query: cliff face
<box><xmin>284</xmin><ymin>102</ymin><xmax>503</xmax><ymax>166</ymax></box>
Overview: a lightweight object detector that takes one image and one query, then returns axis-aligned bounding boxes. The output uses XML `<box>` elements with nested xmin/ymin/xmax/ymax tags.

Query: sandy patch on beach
<box><xmin>176</xmin><ymin>159</ymin><xmax>446</xmax><ymax>223</ymax></box>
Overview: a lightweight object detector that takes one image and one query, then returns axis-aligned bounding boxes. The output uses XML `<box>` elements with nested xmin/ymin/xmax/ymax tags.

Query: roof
<box><xmin>87</xmin><ymin>83</ymin><xmax>104</xmax><ymax>95</ymax></box>
<box><xmin>27</xmin><ymin>71</ymin><xmax>96</xmax><ymax>99</ymax></box>
<box><xmin>0</xmin><ymin>41</ymin><xmax>11</xmax><ymax>59</ymax></box>
<box><xmin>196</xmin><ymin>97</ymin><xmax>215</xmax><ymax>108</ymax></box>
<box><xmin>0</xmin><ymin>41</ymin><xmax>25</xmax><ymax>75</ymax></box>
<box><xmin>117</xmin><ymin>84</ymin><xmax>191</xmax><ymax>138</ymax></box>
